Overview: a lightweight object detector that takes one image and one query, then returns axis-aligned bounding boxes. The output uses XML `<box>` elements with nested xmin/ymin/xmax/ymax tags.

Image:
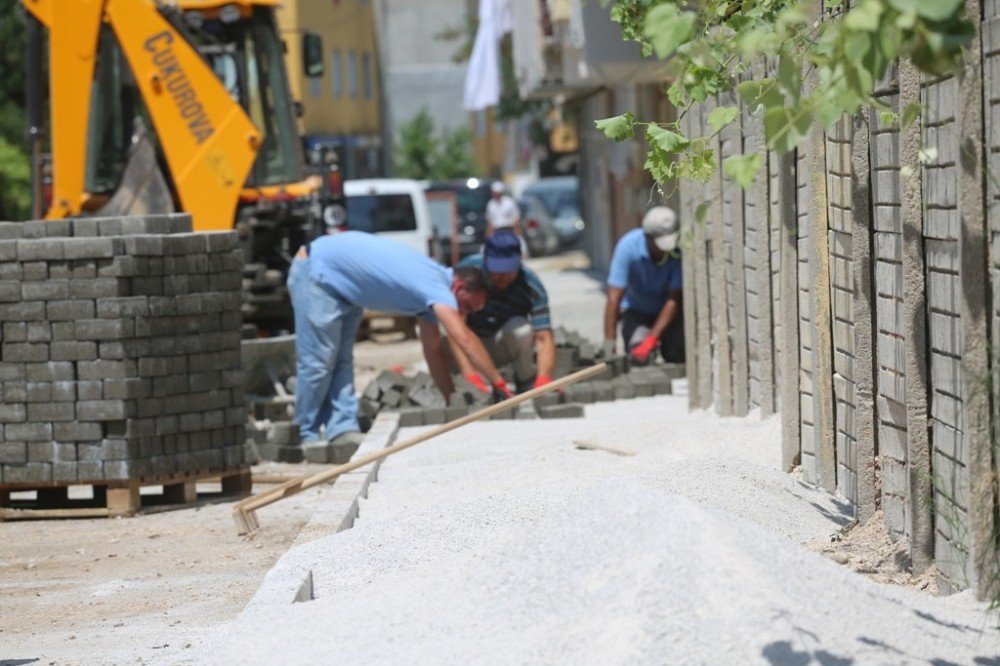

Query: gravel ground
<box><xmin>208</xmin><ymin>397</ymin><xmax>1000</xmax><ymax>664</ymax></box>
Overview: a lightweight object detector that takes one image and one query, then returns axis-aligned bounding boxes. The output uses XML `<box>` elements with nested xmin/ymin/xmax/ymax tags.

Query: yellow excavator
<box><xmin>23</xmin><ymin>0</ymin><xmax>333</xmax><ymax>331</ymax></box>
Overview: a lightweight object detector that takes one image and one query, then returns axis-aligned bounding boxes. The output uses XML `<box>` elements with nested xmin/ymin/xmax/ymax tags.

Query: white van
<box><xmin>343</xmin><ymin>179</ymin><xmax>440</xmax><ymax>260</ymax></box>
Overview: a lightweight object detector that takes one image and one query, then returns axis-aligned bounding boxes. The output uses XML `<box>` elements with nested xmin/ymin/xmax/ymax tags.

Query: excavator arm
<box><xmin>25</xmin><ymin>0</ymin><xmax>261</xmax><ymax>230</ymax></box>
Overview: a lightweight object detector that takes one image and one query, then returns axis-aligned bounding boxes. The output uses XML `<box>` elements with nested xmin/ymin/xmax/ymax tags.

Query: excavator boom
<box><xmin>24</xmin><ymin>0</ymin><xmax>260</xmax><ymax>230</ymax></box>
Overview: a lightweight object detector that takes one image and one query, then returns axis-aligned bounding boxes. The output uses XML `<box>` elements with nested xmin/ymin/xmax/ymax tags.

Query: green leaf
<box><xmin>880</xmin><ymin>110</ymin><xmax>899</xmax><ymax>127</ymax></box>
<box><xmin>723</xmin><ymin>153</ymin><xmax>764</xmax><ymax>189</ymax></box>
<box><xmin>777</xmin><ymin>53</ymin><xmax>802</xmax><ymax>102</ymax></box>
<box><xmin>901</xmin><ymin>101</ymin><xmax>921</xmax><ymax>129</ymax></box>
<box><xmin>764</xmin><ymin>104</ymin><xmax>813</xmax><ymax>154</ymax></box>
<box><xmin>646</xmin><ymin>124</ymin><xmax>690</xmax><ymax>153</ymax></box>
<box><xmin>843</xmin><ymin>0</ymin><xmax>883</xmax><ymax>32</ymax></box>
<box><xmin>888</xmin><ymin>0</ymin><xmax>963</xmax><ymax>22</ymax></box>
<box><xmin>594</xmin><ymin>113</ymin><xmax>636</xmax><ymax>142</ymax></box>
<box><xmin>707</xmin><ymin>106</ymin><xmax>739</xmax><ymax>133</ymax></box>
<box><xmin>643</xmin><ymin>4</ymin><xmax>697</xmax><ymax>59</ymax></box>
<box><xmin>737</xmin><ymin>78</ymin><xmax>783</xmax><ymax>112</ymax></box>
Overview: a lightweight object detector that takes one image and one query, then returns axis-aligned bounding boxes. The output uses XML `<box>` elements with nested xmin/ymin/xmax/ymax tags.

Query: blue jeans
<box><xmin>288</xmin><ymin>257</ymin><xmax>364</xmax><ymax>443</ymax></box>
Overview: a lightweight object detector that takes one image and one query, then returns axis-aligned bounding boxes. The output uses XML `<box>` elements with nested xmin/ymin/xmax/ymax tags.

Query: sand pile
<box><xmin>209</xmin><ymin>399</ymin><xmax>999</xmax><ymax>664</ymax></box>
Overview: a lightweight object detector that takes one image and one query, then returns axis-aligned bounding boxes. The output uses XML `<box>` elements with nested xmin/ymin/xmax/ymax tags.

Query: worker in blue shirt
<box><xmin>452</xmin><ymin>231</ymin><xmax>556</xmax><ymax>393</ymax></box>
<box><xmin>602</xmin><ymin>206</ymin><xmax>684</xmax><ymax>364</ymax></box>
<box><xmin>288</xmin><ymin>231</ymin><xmax>512</xmax><ymax>461</ymax></box>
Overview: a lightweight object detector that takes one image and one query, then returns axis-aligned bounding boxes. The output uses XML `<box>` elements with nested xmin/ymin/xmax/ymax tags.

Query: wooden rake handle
<box><xmin>233</xmin><ymin>363</ymin><xmax>608</xmax><ymax>525</ymax></box>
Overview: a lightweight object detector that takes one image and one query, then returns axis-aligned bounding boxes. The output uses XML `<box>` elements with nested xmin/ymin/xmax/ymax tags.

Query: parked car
<box><xmin>425</xmin><ymin>178</ymin><xmax>500</xmax><ymax>259</ymax></box>
<box><xmin>522</xmin><ymin>176</ymin><xmax>585</xmax><ymax>246</ymax></box>
<box><xmin>343</xmin><ymin>179</ymin><xmax>440</xmax><ymax>260</ymax></box>
<box><xmin>519</xmin><ymin>195</ymin><xmax>560</xmax><ymax>257</ymax></box>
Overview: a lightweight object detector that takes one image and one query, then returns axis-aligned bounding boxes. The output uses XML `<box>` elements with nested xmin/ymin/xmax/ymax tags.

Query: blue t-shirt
<box><xmin>308</xmin><ymin>231</ymin><xmax>457</xmax><ymax>321</ymax></box>
<box><xmin>458</xmin><ymin>254</ymin><xmax>551</xmax><ymax>336</ymax></box>
<box><xmin>606</xmin><ymin>228</ymin><xmax>683</xmax><ymax>316</ymax></box>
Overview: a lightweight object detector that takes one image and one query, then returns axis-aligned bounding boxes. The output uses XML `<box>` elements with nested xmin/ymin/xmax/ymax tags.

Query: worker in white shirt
<box><xmin>485</xmin><ymin>181</ymin><xmax>521</xmax><ymax>238</ymax></box>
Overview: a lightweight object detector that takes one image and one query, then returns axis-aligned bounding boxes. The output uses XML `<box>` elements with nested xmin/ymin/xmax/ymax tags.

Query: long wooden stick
<box><xmin>233</xmin><ymin>363</ymin><xmax>607</xmax><ymax>533</ymax></box>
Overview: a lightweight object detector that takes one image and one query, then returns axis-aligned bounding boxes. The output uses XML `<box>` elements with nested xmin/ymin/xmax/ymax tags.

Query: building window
<box><xmin>362</xmin><ymin>52</ymin><xmax>373</xmax><ymax>99</ymax></box>
<box><xmin>303</xmin><ymin>33</ymin><xmax>324</xmax><ymax>78</ymax></box>
<box><xmin>331</xmin><ymin>49</ymin><xmax>343</xmax><ymax>97</ymax></box>
<box><xmin>347</xmin><ymin>50</ymin><xmax>358</xmax><ymax>98</ymax></box>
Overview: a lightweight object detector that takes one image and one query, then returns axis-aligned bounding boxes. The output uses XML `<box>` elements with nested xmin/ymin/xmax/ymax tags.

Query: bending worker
<box><xmin>451</xmin><ymin>231</ymin><xmax>556</xmax><ymax>393</ymax></box>
<box><xmin>289</xmin><ymin>231</ymin><xmax>512</xmax><ymax>458</ymax></box>
<box><xmin>602</xmin><ymin>206</ymin><xmax>684</xmax><ymax>364</ymax></box>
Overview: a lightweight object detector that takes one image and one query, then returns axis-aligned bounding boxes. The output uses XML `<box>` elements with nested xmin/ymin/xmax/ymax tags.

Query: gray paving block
<box><xmin>25</xmin><ymin>362</ymin><xmax>75</xmax><ymax>382</ymax></box>
<box><xmin>54</xmin><ymin>422</ymin><xmax>103</xmax><ymax>442</ymax></box>
<box><xmin>445</xmin><ymin>405</ymin><xmax>467</xmax><ymax>422</ymax></box>
<box><xmin>27</xmin><ymin>402</ymin><xmax>75</xmax><ymax>422</ymax></box>
<box><xmin>62</xmin><ymin>237</ymin><xmax>118</xmax><ymax>259</ymax></box>
<box><xmin>22</xmin><ymin>262</ymin><xmax>48</xmax><ymax>281</ymax></box>
<box><xmin>422</xmin><ymin>407</ymin><xmax>446</xmax><ymax>425</ymax></box>
<box><xmin>398</xmin><ymin>408</ymin><xmax>424</xmax><ymax>427</ymax></box>
<box><xmin>2</xmin><ymin>343</ymin><xmax>49</xmax><ymax>362</ymax></box>
<box><xmin>52</xmin><ymin>461</ymin><xmax>77</xmax><ymax>483</ymax></box>
<box><xmin>3</xmin><ymin>382</ymin><xmax>26</xmax><ymax>402</ymax></box>
<box><xmin>77</xmin><ymin>459</ymin><xmax>104</xmax><ymax>481</ymax></box>
<box><xmin>10</xmin><ymin>422</ymin><xmax>53</xmax><ymax>442</ymax></box>
<box><xmin>50</xmin><ymin>341</ymin><xmax>98</xmax><ymax>362</ymax></box>
<box><xmin>17</xmin><ymin>239</ymin><xmax>65</xmax><ymax>261</ymax></box>
<box><xmin>77</xmin><ymin>400</ymin><xmax>128</xmax><ymax>421</ymax></box>
<box><xmin>0</xmin><ymin>403</ymin><xmax>26</xmax><ymax>423</ymax></box>
<box><xmin>47</xmin><ymin>299</ymin><xmax>96</xmax><ymax>320</ymax></box>
<box><xmin>538</xmin><ymin>403</ymin><xmax>585</xmax><ymax>419</ymax></box>
<box><xmin>0</xmin><ymin>281</ymin><xmax>20</xmax><ymax>302</ymax></box>
<box><xmin>26</xmin><ymin>441</ymin><xmax>57</xmax><ymax>462</ymax></box>
<box><xmin>0</xmin><ymin>442</ymin><xmax>27</xmax><ymax>464</ymax></box>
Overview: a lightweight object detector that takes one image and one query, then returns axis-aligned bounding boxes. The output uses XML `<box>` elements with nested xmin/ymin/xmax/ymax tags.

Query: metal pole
<box><xmin>25</xmin><ymin>13</ymin><xmax>44</xmax><ymax>220</ymax></box>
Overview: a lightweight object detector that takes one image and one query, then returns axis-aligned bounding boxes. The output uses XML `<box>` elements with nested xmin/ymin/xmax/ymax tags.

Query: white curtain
<box><xmin>463</xmin><ymin>0</ymin><xmax>513</xmax><ymax>111</ymax></box>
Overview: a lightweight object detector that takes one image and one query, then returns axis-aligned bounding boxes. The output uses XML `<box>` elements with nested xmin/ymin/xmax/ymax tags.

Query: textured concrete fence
<box><xmin>680</xmin><ymin>2</ymin><xmax>1000</xmax><ymax>599</ymax></box>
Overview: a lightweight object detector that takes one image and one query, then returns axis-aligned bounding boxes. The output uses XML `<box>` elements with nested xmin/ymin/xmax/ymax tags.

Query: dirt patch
<box><xmin>0</xmin><ymin>461</ymin><xmax>335</xmax><ymax>666</ymax></box>
<box><xmin>808</xmin><ymin>509</ymin><xmax>941</xmax><ymax>593</ymax></box>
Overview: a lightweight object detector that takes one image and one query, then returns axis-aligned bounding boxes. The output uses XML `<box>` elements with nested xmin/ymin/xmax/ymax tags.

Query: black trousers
<box><xmin>621</xmin><ymin>308</ymin><xmax>685</xmax><ymax>363</ymax></box>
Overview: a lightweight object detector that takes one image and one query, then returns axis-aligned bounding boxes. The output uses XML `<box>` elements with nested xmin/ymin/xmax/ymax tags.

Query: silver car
<box><xmin>519</xmin><ymin>195</ymin><xmax>560</xmax><ymax>257</ymax></box>
<box><xmin>522</xmin><ymin>176</ymin><xmax>585</xmax><ymax>246</ymax></box>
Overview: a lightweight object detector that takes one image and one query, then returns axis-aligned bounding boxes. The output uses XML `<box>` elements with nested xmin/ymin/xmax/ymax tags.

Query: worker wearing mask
<box><xmin>602</xmin><ymin>206</ymin><xmax>684</xmax><ymax>365</ymax></box>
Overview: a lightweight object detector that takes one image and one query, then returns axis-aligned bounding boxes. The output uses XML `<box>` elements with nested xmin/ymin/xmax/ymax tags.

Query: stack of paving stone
<box><xmin>0</xmin><ymin>214</ymin><xmax>247</xmax><ymax>488</ymax></box>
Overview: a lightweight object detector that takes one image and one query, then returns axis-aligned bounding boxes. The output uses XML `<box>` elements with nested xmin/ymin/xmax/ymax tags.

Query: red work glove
<box><xmin>629</xmin><ymin>334</ymin><xmax>659</xmax><ymax>364</ymax></box>
<box><xmin>464</xmin><ymin>373</ymin><xmax>490</xmax><ymax>393</ymax></box>
<box><xmin>491</xmin><ymin>379</ymin><xmax>514</xmax><ymax>403</ymax></box>
<box><xmin>533</xmin><ymin>375</ymin><xmax>552</xmax><ymax>389</ymax></box>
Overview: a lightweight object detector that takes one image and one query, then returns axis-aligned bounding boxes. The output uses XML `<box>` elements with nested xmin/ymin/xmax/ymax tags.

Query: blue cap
<box><xmin>484</xmin><ymin>231</ymin><xmax>522</xmax><ymax>273</ymax></box>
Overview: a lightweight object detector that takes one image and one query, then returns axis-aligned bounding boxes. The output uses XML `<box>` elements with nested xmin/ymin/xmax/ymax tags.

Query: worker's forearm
<box><xmin>446</xmin><ymin>334</ymin><xmax>477</xmax><ymax>376</ymax></box>
<box><xmin>426</xmin><ymin>345</ymin><xmax>455</xmax><ymax>401</ymax></box>
<box><xmin>456</xmin><ymin>333</ymin><xmax>502</xmax><ymax>384</ymax></box>
<box><xmin>603</xmin><ymin>298</ymin><xmax>620</xmax><ymax>341</ymax></box>
<box><xmin>535</xmin><ymin>330</ymin><xmax>556</xmax><ymax>378</ymax></box>
<box><xmin>649</xmin><ymin>299</ymin><xmax>679</xmax><ymax>340</ymax></box>
<box><xmin>419</xmin><ymin>321</ymin><xmax>455</xmax><ymax>399</ymax></box>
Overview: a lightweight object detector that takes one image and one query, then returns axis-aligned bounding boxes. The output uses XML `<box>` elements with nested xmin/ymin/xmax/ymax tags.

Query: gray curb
<box><xmin>242</xmin><ymin>411</ymin><xmax>401</xmax><ymax>607</ymax></box>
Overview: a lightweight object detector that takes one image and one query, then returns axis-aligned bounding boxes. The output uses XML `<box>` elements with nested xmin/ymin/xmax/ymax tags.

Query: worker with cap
<box><xmin>288</xmin><ymin>231</ymin><xmax>513</xmax><ymax>461</ymax></box>
<box><xmin>485</xmin><ymin>181</ymin><xmax>521</xmax><ymax>238</ymax></box>
<box><xmin>451</xmin><ymin>230</ymin><xmax>557</xmax><ymax>393</ymax></box>
<box><xmin>602</xmin><ymin>206</ymin><xmax>684</xmax><ymax>365</ymax></box>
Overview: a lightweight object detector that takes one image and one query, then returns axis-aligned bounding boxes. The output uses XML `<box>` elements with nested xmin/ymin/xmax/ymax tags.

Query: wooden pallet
<box><xmin>357</xmin><ymin>310</ymin><xmax>417</xmax><ymax>341</ymax></box>
<box><xmin>0</xmin><ymin>466</ymin><xmax>252</xmax><ymax>521</ymax></box>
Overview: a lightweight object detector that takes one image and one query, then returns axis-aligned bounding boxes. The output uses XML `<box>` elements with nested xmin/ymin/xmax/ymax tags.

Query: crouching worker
<box><xmin>289</xmin><ymin>231</ymin><xmax>512</xmax><ymax>462</ymax></box>
<box><xmin>451</xmin><ymin>230</ymin><xmax>556</xmax><ymax>394</ymax></box>
<box><xmin>602</xmin><ymin>206</ymin><xmax>684</xmax><ymax>365</ymax></box>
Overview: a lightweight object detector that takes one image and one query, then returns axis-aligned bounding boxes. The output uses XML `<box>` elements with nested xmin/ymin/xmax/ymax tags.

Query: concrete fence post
<box><xmin>899</xmin><ymin>58</ymin><xmax>935</xmax><ymax>573</ymax></box>
<box><xmin>778</xmin><ymin>150</ymin><xmax>802</xmax><ymax>471</ymax></box>
<box><xmin>958</xmin><ymin>0</ymin><xmax>998</xmax><ymax>600</ymax></box>
<box><xmin>851</xmin><ymin>107</ymin><xmax>880</xmax><ymax>524</ymax></box>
